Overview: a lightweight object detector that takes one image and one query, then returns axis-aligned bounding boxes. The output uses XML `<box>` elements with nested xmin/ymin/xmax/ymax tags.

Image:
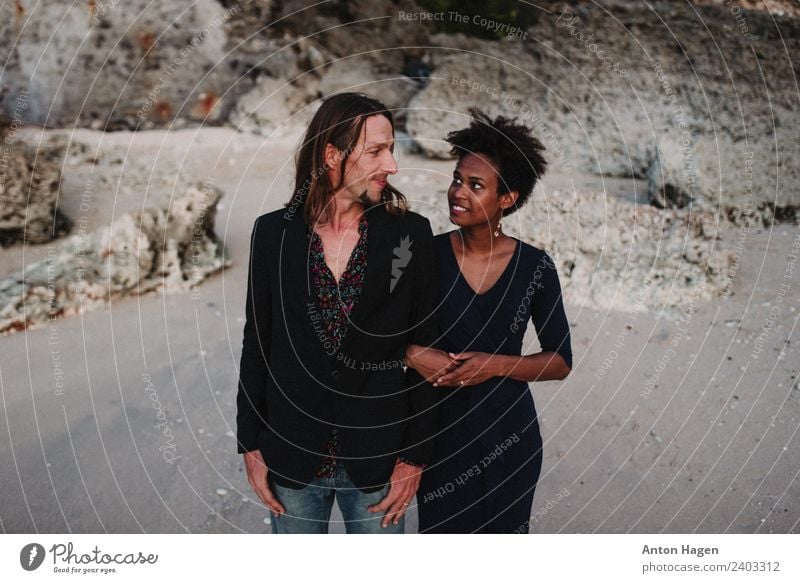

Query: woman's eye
<box><xmin>471</xmin><ymin>182</ymin><xmax>482</xmax><ymax>190</ymax></box>
<box><xmin>452</xmin><ymin>177</ymin><xmax>462</xmax><ymax>185</ymax></box>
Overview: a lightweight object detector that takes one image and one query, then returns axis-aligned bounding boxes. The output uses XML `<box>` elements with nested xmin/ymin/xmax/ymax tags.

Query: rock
<box><xmin>229</xmin><ymin>75</ymin><xmax>315</xmax><ymax>137</ymax></box>
<box><xmin>647</xmin><ymin>136</ymin><xmax>694</xmax><ymax>208</ymax></box>
<box><xmin>0</xmin><ymin>182</ymin><xmax>231</xmax><ymax>335</ymax></box>
<box><xmin>420</xmin><ymin>185</ymin><xmax>734</xmax><ymax>313</ymax></box>
<box><xmin>694</xmin><ymin>0</ymin><xmax>800</xmax><ymax>16</ymax></box>
<box><xmin>317</xmin><ymin>60</ymin><xmax>421</xmax><ymax>113</ymax></box>
<box><xmin>230</xmin><ymin>54</ymin><xmax>422</xmax><ymax>138</ymax></box>
<box><xmin>302</xmin><ymin>41</ymin><xmax>327</xmax><ymax>72</ymax></box>
<box><xmin>0</xmin><ymin>0</ymin><xmax>252</xmax><ymax>128</ymax></box>
<box><xmin>0</xmin><ymin>129</ymin><xmax>71</xmax><ymax>246</ymax></box>
<box><xmin>404</xmin><ymin>0</ymin><xmax>800</xmax><ymax>210</ymax></box>
<box><xmin>273</xmin><ymin>0</ymin><xmax>434</xmax><ymax>74</ymax></box>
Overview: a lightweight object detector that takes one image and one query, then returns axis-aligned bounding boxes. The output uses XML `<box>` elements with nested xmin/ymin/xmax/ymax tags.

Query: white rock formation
<box><xmin>0</xmin><ymin>182</ymin><xmax>230</xmax><ymax>335</ymax></box>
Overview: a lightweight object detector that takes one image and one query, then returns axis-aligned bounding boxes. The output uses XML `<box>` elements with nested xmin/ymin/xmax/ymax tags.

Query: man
<box><xmin>236</xmin><ymin>93</ymin><xmax>449</xmax><ymax>533</ymax></box>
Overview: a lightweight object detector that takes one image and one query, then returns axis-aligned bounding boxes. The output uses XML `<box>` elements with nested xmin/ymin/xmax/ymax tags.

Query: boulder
<box><xmin>0</xmin><ymin>181</ymin><xmax>230</xmax><ymax>335</ymax></box>
<box><xmin>405</xmin><ymin>1</ymin><xmax>800</xmax><ymax>210</ymax></box>
<box><xmin>0</xmin><ymin>0</ymin><xmax>249</xmax><ymax>128</ymax></box>
<box><xmin>0</xmin><ymin>127</ymin><xmax>70</xmax><ymax>246</ymax></box>
<box><xmin>415</xmin><ymin>179</ymin><xmax>734</xmax><ymax>313</ymax></box>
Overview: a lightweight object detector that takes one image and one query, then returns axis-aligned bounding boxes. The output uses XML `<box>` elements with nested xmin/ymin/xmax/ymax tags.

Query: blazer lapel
<box><xmin>279</xmin><ymin>210</ymin><xmax>315</xmax><ymax>309</ymax></box>
<box><xmin>346</xmin><ymin>202</ymin><xmax>392</xmax><ymax>334</ymax></box>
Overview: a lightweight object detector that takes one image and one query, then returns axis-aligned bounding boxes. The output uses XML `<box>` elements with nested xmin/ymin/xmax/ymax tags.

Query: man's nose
<box><xmin>382</xmin><ymin>150</ymin><xmax>398</xmax><ymax>175</ymax></box>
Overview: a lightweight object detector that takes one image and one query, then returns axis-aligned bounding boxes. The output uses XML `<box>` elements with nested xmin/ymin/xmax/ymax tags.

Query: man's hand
<box><xmin>367</xmin><ymin>458</ymin><xmax>424</xmax><ymax>528</ymax></box>
<box><xmin>243</xmin><ymin>450</ymin><xmax>286</xmax><ymax>515</ymax></box>
<box><xmin>405</xmin><ymin>344</ymin><xmax>461</xmax><ymax>383</ymax></box>
<box><xmin>434</xmin><ymin>351</ymin><xmax>499</xmax><ymax>387</ymax></box>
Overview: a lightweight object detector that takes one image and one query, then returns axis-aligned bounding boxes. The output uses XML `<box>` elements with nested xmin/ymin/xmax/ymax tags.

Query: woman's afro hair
<box><xmin>445</xmin><ymin>109</ymin><xmax>547</xmax><ymax>216</ymax></box>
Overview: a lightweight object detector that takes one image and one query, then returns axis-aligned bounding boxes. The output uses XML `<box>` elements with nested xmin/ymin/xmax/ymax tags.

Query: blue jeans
<box><xmin>269</xmin><ymin>464</ymin><xmax>404</xmax><ymax>534</ymax></box>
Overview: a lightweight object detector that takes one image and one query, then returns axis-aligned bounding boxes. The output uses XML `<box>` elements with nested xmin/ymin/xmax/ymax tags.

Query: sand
<box><xmin>0</xmin><ymin>126</ymin><xmax>797</xmax><ymax>533</ymax></box>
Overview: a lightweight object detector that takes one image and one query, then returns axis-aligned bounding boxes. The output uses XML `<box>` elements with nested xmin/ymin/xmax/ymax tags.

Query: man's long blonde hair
<box><xmin>286</xmin><ymin>93</ymin><xmax>408</xmax><ymax>225</ymax></box>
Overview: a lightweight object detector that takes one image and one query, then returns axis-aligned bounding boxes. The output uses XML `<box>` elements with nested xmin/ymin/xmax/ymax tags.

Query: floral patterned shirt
<box><xmin>307</xmin><ymin>217</ymin><xmax>368</xmax><ymax>478</ymax></box>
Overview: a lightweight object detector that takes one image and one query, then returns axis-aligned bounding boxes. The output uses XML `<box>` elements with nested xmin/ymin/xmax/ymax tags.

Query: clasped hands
<box><xmin>405</xmin><ymin>344</ymin><xmax>498</xmax><ymax>388</ymax></box>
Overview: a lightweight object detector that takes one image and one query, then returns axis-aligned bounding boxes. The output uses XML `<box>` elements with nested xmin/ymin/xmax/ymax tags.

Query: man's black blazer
<box><xmin>236</xmin><ymin>201</ymin><xmax>439</xmax><ymax>493</ymax></box>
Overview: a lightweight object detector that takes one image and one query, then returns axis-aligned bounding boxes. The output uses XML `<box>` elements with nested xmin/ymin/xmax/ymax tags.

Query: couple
<box><xmin>236</xmin><ymin>93</ymin><xmax>572</xmax><ymax>534</ymax></box>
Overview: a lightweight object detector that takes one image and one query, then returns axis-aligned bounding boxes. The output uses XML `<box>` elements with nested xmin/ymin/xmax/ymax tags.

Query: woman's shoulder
<box><xmin>515</xmin><ymin>239</ymin><xmax>558</xmax><ymax>270</ymax></box>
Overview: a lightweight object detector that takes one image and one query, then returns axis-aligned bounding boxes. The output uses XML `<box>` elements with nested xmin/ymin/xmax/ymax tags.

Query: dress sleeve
<box><xmin>530</xmin><ymin>252</ymin><xmax>573</xmax><ymax>370</ymax></box>
<box><xmin>236</xmin><ymin>215</ymin><xmax>272</xmax><ymax>453</ymax></box>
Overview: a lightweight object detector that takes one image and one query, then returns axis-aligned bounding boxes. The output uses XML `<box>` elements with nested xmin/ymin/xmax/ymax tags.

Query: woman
<box><xmin>405</xmin><ymin>111</ymin><xmax>573</xmax><ymax>533</ymax></box>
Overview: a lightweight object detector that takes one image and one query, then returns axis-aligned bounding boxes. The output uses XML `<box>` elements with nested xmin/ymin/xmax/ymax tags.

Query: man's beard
<box><xmin>358</xmin><ymin>190</ymin><xmax>378</xmax><ymax>206</ymax></box>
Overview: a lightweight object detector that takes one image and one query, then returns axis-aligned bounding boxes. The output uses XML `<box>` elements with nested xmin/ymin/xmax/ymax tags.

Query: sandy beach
<box><xmin>1</xmin><ymin>126</ymin><xmax>796</xmax><ymax>533</ymax></box>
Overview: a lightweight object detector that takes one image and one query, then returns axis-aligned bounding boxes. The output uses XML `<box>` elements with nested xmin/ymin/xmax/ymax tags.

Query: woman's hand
<box><xmin>405</xmin><ymin>344</ymin><xmax>461</xmax><ymax>383</ymax></box>
<box><xmin>434</xmin><ymin>351</ymin><xmax>500</xmax><ymax>387</ymax></box>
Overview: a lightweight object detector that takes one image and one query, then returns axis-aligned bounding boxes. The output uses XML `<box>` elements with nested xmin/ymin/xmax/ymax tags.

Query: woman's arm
<box><xmin>492</xmin><ymin>351</ymin><xmax>570</xmax><ymax>381</ymax></box>
<box><xmin>434</xmin><ymin>250</ymin><xmax>573</xmax><ymax>387</ymax></box>
<box><xmin>433</xmin><ymin>350</ymin><xmax>570</xmax><ymax>386</ymax></box>
<box><xmin>529</xmin><ymin>252</ymin><xmax>573</xmax><ymax>370</ymax></box>
<box><xmin>405</xmin><ymin>343</ymin><xmax>461</xmax><ymax>382</ymax></box>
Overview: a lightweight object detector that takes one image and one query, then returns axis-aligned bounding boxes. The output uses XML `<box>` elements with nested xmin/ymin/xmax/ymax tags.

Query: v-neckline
<box><xmin>446</xmin><ymin>232</ymin><xmax>520</xmax><ymax>297</ymax></box>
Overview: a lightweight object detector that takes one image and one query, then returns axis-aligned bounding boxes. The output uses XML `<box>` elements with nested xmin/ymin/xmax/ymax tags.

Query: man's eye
<box><xmin>452</xmin><ymin>177</ymin><xmax>462</xmax><ymax>185</ymax></box>
<box><xmin>471</xmin><ymin>182</ymin><xmax>483</xmax><ymax>190</ymax></box>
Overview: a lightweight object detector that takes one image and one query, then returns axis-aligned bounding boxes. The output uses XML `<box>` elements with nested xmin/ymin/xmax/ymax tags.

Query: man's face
<box><xmin>334</xmin><ymin>114</ymin><xmax>398</xmax><ymax>205</ymax></box>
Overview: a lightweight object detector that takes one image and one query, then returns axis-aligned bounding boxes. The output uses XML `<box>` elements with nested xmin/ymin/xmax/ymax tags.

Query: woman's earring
<box><xmin>493</xmin><ymin>219</ymin><xmax>502</xmax><ymax>238</ymax></box>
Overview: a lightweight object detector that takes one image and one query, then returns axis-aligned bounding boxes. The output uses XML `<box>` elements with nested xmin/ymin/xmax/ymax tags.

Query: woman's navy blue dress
<box><xmin>417</xmin><ymin>233</ymin><xmax>573</xmax><ymax>533</ymax></box>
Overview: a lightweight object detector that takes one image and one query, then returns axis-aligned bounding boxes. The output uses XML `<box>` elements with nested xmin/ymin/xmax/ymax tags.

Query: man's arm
<box><xmin>236</xmin><ymin>215</ymin><xmax>271</xmax><ymax>453</ymax></box>
<box><xmin>236</xmin><ymin>217</ymin><xmax>285</xmax><ymax>515</ymax></box>
<box><xmin>399</xmin><ymin>216</ymin><xmax>439</xmax><ymax>466</ymax></box>
<box><xmin>370</xmin><ymin>217</ymin><xmax>441</xmax><ymax>527</ymax></box>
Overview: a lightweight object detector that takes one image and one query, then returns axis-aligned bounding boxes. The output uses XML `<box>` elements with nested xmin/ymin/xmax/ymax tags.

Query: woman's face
<box><xmin>447</xmin><ymin>153</ymin><xmax>516</xmax><ymax>227</ymax></box>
